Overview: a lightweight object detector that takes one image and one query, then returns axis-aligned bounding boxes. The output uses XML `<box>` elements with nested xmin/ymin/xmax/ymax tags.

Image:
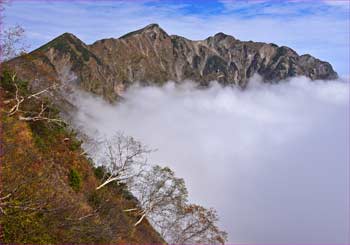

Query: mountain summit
<box><xmin>6</xmin><ymin>24</ymin><xmax>338</xmax><ymax>100</ymax></box>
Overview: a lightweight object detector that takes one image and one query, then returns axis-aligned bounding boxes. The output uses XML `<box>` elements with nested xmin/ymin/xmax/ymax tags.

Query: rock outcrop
<box><xmin>5</xmin><ymin>23</ymin><xmax>338</xmax><ymax>100</ymax></box>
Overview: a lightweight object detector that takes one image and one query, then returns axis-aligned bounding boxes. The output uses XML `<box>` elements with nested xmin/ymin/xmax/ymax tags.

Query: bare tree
<box><xmin>95</xmin><ymin>132</ymin><xmax>152</xmax><ymax>190</ymax></box>
<box><xmin>0</xmin><ymin>24</ymin><xmax>29</xmax><ymax>61</ymax></box>
<box><xmin>125</xmin><ymin>165</ymin><xmax>188</xmax><ymax>226</ymax></box>
<box><xmin>0</xmin><ymin>0</ymin><xmax>29</xmax><ymax>61</ymax></box>
<box><xmin>78</xmin><ymin>136</ymin><xmax>102</xmax><ymax>156</ymax></box>
<box><xmin>160</xmin><ymin>204</ymin><xmax>228</xmax><ymax>244</ymax></box>
<box><xmin>125</xmin><ymin>165</ymin><xmax>228</xmax><ymax>244</ymax></box>
<box><xmin>3</xmin><ymin>73</ymin><xmax>65</xmax><ymax>125</ymax></box>
<box><xmin>0</xmin><ymin>0</ymin><xmax>8</xmax><ymax>25</ymax></box>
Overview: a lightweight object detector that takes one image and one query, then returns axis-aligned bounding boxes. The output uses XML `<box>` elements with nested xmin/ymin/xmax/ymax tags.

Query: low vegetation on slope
<box><xmin>0</xmin><ymin>69</ymin><xmax>228</xmax><ymax>244</ymax></box>
<box><xmin>0</xmin><ymin>70</ymin><xmax>164</xmax><ymax>244</ymax></box>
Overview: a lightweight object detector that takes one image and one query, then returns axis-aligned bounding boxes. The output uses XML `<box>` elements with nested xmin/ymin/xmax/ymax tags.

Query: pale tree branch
<box><xmin>0</xmin><ymin>23</ymin><xmax>30</xmax><ymax>61</ymax></box>
<box><xmin>123</xmin><ymin>165</ymin><xmax>227</xmax><ymax>244</ymax></box>
<box><xmin>95</xmin><ymin>132</ymin><xmax>152</xmax><ymax>190</ymax></box>
<box><xmin>134</xmin><ymin>212</ymin><xmax>147</xmax><ymax>227</ymax></box>
<box><xmin>4</xmin><ymin>73</ymin><xmax>65</xmax><ymax>125</ymax></box>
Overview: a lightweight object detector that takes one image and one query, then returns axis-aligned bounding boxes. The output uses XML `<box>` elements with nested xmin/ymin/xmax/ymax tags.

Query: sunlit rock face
<box><xmin>6</xmin><ymin>23</ymin><xmax>338</xmax><ymax>100</ymax></box>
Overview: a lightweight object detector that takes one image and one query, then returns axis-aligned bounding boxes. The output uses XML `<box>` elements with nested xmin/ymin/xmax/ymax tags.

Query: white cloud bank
<box><xmin>67</xmin><ymin>76</ymin><xmax>349</xmax><ymax>244</ymax></box>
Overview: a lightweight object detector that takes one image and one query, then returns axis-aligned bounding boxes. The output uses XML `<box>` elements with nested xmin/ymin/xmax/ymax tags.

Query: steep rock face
<box><xmin>5</xmin><ymin>24</ymin><xmax>338</xmax><ymax>99</ymax></box>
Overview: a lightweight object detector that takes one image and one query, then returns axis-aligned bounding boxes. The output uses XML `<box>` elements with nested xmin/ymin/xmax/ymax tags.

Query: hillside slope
<box><xmin>5</xmin><ymin>24</ymin><xmax>337</xmax><ymax>100</ymax></box>
<box><xmin>0</xmin><ymin>71</ymin><xmax>164</xmax><ymax>244</ymax></box>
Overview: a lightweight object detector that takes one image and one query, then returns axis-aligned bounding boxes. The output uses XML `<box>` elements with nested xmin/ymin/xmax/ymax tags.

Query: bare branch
<box><xmin>95</xmin><ymin>132</ymin><xmax>152</xmax><ymax>190</ymax></box>
<box><xmin>123</xmin><ymin>208</ymin><xmax>138</xmax><ymax>212</ymax></box>
<box><xmin>27</xmin><ymin>83</ymin><xmax>58</xmax><ymax>100</ymax></box>
<box><xmin>4</xmin><ymin>74</ymin><xmax>64</xmax><ymax>125</ymax></box>
<box><xmin>8</xmin><ymin>82</ymin><xmax>24</xmax><ymax>116</ymax></box>
<box><xmin>134</xmin><ymin>212</ymin><xmax>147</xmax><ymax>227</ymax></box>
<box><xmin>124</xmin><ymin>165</ymin><xmax>227</xmax><ymax>243</ymax></box>
<box><xmin>0</xmin><ymin>24</ymin><xmax>30</xmax><ymax>61</ymax></box>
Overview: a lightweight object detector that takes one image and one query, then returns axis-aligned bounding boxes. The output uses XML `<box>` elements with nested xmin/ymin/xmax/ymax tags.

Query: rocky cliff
<box><xmin>5</xmin><ymin>23</ymin><xmax>338</xmax><ymax>100</ymax></box>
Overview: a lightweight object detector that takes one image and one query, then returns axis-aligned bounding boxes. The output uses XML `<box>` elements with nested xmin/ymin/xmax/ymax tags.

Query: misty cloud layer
<box><xmin>67</xmin><ymin>76</ymin><xmax>349</xmax><ymax>244</ymax></box>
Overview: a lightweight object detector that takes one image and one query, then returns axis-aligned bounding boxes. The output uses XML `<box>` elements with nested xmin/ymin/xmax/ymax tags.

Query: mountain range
<box><xmin>6</xmin><ymin>23</ymin><xmax>338</xmax><ymax>100</ymax></box>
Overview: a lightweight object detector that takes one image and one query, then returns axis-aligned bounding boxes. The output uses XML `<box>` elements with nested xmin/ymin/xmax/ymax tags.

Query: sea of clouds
<box><xmin>66</xmin><ymin>75</ymin><xmax>349</xmax><ymax>244</ymax></box>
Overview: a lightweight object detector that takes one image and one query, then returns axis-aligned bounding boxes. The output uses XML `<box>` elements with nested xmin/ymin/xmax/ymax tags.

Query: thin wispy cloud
<box><xmin>323</xmin><ymin>0</ymin><xmax>350</xmax><ymax>8</ymax></box>
<box><xmin>219</xmin><ymin>0</ymin><xmax>349</xmax><ymax>16</ymax></box>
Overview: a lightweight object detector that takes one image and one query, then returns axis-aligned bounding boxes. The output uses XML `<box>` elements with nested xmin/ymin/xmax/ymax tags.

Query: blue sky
<box><xmin>2</xmin><ymin>0</ymin><xmax>350</xmax><ymax>76</ymax></box>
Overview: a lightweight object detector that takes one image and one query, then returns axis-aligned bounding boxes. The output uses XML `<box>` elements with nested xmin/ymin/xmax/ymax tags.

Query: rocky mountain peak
<box><xmin>36</xmin><ymin>31</ymin><xmax>88</xmax><ymax>56</ymax></box>
<box><xmin>213</xmin><ymin>32</ymin><xmax>233</xmax><ymax>40</ymax></box>
<box><xmin>6</xmin><ymin>24</ymin><xmax>338</xmax><ymax>100</ymax></box>
<box><xmin>52</xmin><ymin>32</ymin><xmax>82</xmax><ymax>45</ymax></box>
<box><xmin>143</xmin><ymin>23</ymin><xmax>162</xmax><ymax>31</ymax></box>
<box><xmin>59</xmin><ymin>32</ymin><xmax>79</xmax><ymax>40</ymax></box>
<box><xmin>120</xmin><ymin>23</ymin><xmax>169</xmax><ymax>40</ymax></box>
